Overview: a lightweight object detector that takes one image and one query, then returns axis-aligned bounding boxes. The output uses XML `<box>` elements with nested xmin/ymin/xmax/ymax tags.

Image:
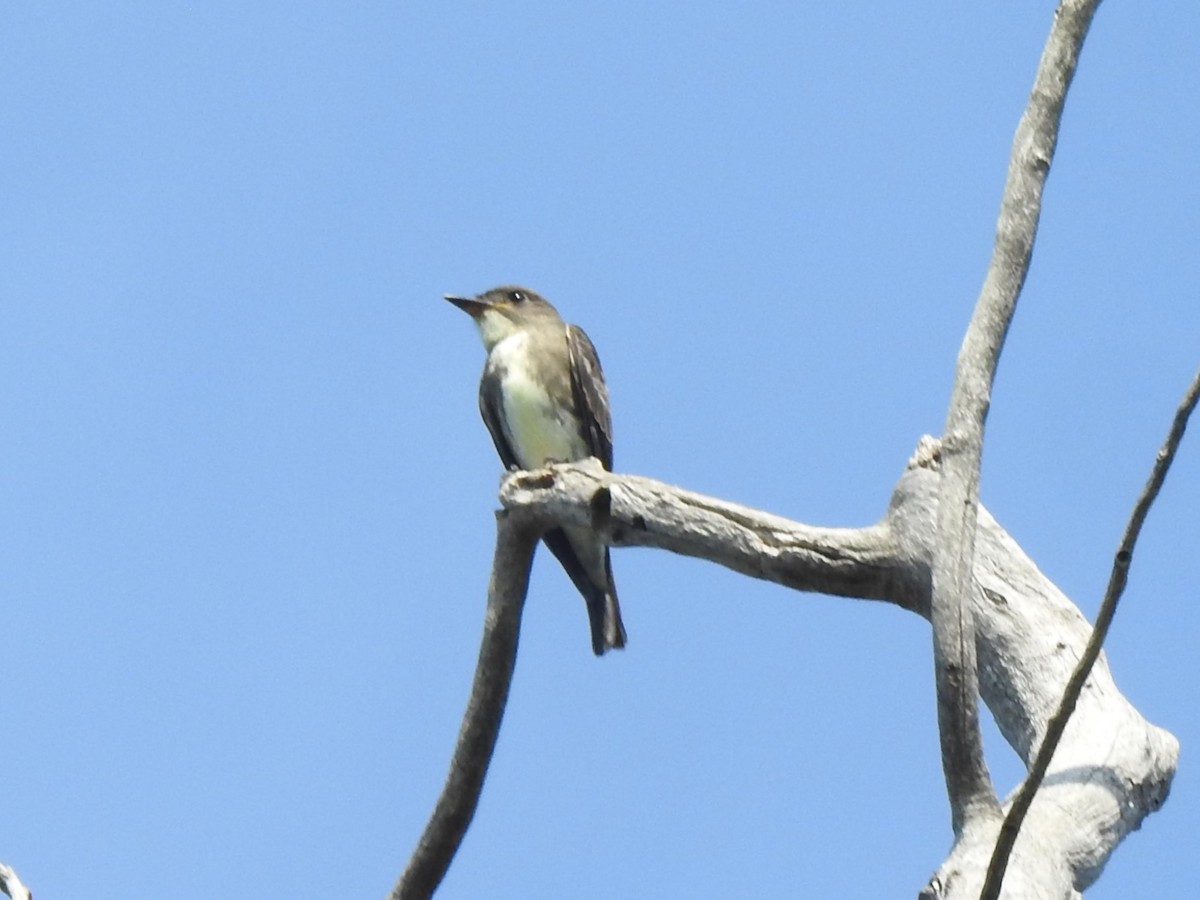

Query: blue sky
<box><xmin>2</xmin><ymin>3</ymin><xmax>1197</xmax><ymax>897</ymax></box>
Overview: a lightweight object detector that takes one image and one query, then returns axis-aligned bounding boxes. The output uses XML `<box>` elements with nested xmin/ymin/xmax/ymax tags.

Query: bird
<box><xmin>445</xmin><ymin>285</ymin><xmax>627</xmax><ymax>655</ymax></box>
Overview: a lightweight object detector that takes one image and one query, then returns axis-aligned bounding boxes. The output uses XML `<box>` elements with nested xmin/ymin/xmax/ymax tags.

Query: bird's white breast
<box><xmin>490</xmin><ymin>331</ymin><xmax>585</xmax><ymax>468</ymax></box>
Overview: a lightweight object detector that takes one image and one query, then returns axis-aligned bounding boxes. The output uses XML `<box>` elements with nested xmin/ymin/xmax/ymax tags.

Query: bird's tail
<box><xmin>543</xmin><ymin>527</ymin><xmax>627</xmax><ymax>656</ymax></box>
<box><xmin>587</xmin><ymin>584</ymin><xmax>627</xmax><ymax>656</ymax></box>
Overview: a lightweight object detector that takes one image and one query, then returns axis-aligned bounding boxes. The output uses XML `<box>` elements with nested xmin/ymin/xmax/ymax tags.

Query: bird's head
<box><xmin>444</xmin><ymin>286</ymin><xmax>560</xmax><ymax>351</ymax></box>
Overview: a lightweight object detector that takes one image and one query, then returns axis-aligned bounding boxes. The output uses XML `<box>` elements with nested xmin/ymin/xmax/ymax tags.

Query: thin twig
<box><xmin>980</xmin><ymin>366</ymin><xmax>1200</xmax><ymax>900</ymax></box>
<box><xmin>391</xmin><ymin>511</ymin><xmax>540</xmax><ymax>900</ymax></box>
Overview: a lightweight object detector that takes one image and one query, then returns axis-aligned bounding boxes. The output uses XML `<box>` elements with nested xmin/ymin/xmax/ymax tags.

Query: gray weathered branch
<box><xmin>980</xmin><ymin>367</ymin><xmax>1200</xmax><ymax>900</ymax></box>
<box><xmin>0</xmin><ymin>863</ymin><xmax>31</xmax><ymax>900</ymax></box>
<box><xmin>931</xmin><ymin>0</ymin><xmax>1103</xmax><ymax>844</ymax></box>
<box><xmin>498</xmin><ymin>455</ymin><xmax>1177</xmax><ymax>898</ymax></box>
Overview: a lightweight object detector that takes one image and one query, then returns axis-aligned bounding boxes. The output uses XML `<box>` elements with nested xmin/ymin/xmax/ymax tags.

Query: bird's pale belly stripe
<box><xmin>501</xmin><ymin>365</ymin><xmax>583</xmax><ymax>467</ymax></box>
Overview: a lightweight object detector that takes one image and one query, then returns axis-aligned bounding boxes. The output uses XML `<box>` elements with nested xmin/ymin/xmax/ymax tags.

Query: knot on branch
<box><xmin>908</xmin><ymin>435</ymin><xmax>943</xmax><ymax>471</ymax></box>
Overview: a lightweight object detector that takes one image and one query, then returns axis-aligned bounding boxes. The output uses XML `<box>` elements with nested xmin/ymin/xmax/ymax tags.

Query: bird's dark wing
<box><xmin>566</xmin><ymin>324</ymin><xmax>613</xmax><ymax>470</ymax></box>
<box><xmin>478</xmin><ymin>369</ymin><xmax>520</xmax><ymax>471</ymax></box>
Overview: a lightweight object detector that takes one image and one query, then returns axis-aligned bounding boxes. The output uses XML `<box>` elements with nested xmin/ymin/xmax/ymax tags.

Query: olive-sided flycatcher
<box><xmin>445</xmin><ymin>286</ymin><xmax>627</xmax><ymax>655</ymax></box>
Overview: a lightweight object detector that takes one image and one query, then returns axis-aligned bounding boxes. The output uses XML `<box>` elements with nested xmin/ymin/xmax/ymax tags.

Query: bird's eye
<box><xmin>509</xmin><ymin>290</ymin><xmax>526</xmax><ymax>303</ymax></box>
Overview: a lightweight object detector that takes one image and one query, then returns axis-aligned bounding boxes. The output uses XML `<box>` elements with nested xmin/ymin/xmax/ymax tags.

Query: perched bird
<box><xmin>445</xmin><ymin>286</ymin><xmax>627</xmax><ymax>655</ymax></box>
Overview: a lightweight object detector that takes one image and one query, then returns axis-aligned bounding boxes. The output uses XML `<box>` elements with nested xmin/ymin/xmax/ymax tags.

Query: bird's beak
<box><xmin>444</xmin><ymin>293</ymin><xmax>490</xmax><ymax>318</ymax></box>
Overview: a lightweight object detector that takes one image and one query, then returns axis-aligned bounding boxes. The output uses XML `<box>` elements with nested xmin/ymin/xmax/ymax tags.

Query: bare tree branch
<box><xmin>501</xmin><ymin>455</ymin><xmax>1178</xmax><ymax>897</ymax></box>
<box><xmin>505</xmin><ymin>458</ymin><xmax>915</xmax><ymax>605</ymax></box>
<box><xmin>0</xmin><ymin>863</ymin><xmax>31</xmax><ymax>900</ymax></box>
<box><xmin>980</xmin><ymin>366</ymin><xmax>1200</xmax><ymax>900</ymax></box>
<box><xmin>931</xmin><ymin>0</ymin><xmax>1102</xmax><ymax>839</ymax></box>
<box><xmin>391</xmin><ymin>510</ymin><xmax>540</xmax><ymax>900</ymax></box>
<box><xmin>393</xmin><ymin>462</ymin><xmax>916</xmax><ymax>898</ymax></box>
